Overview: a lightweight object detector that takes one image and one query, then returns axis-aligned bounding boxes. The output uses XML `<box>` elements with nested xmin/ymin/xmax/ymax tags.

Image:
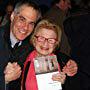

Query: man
<box><xmin>0</xmin><ymin>3</ymin><xmax>14</xmax><ymax>26</ymax></box>
<box><xmin>0</xmin><ymin>1</ymin><xmax>41</xmax><ymax>90</ymax></box>
<box><xmin>43</xmin><ymin>0</ymin><xmax>71</xmax><ymax>56</ymax></box>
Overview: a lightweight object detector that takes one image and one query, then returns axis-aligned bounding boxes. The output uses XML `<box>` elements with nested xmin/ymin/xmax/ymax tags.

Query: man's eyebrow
<box><xmin>19</xmin><ymin>15</ymin><xmax>26</xmax><ymax>20</ymax></box>
<box><xmin>19</xmin><ymin>14</ymin><xmax>36</xmax><ymax>24</ymax></box>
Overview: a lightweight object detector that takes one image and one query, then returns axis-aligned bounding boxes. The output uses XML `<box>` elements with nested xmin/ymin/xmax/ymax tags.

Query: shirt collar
<box><xmin>10</xmin><ymin>31</ymin><xmax>22</xmax><ymax>48</ymax></box>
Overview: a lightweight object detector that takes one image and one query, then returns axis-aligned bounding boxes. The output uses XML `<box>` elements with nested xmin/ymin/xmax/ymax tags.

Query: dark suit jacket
<box><xmin>0</xmin><ymin>23</ymin><xmax>34</xmax><ymax>90</ymax></box>
<box><xmin>63</xmin><ymin>9</ymin><xmax>90</xmax><ymax>90</ymax></box>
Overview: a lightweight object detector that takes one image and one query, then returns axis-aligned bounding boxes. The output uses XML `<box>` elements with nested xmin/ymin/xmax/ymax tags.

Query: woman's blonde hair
<box><xmin>31</xmin><ymin>19</ymin><xmax>62</xmax><ymax>49</ymax></box>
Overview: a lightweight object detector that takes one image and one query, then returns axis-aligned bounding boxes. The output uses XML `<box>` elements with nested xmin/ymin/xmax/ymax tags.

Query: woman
<box><xmin>21</xmin><ymin>19</ymin><xmax>77</xmax><ymax>90</ymax></box>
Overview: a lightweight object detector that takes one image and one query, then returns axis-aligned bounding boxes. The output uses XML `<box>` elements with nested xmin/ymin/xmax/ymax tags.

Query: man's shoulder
<box><xmin>0</xmin><ymin>26</ymin><xmax>6</xmax><ymax>38</ymax></box>
<box><xmin>20</xmin><ymin>39</ymin><xmax>34</xmax><ymax>52</ymax></box>
<box><xmin>0</xmin><ymin>26</ymin><xmax>4</xmax><ymax>32</ymax></box>
<box><xmin>0</xmin><ymin>23</ymin><xmax>10</xmax><ymax>34</ymax></box>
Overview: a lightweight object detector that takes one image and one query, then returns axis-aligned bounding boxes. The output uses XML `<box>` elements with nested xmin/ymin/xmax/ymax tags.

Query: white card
<box><xmin>34</xmin><ymin>55</ymin><xmax>62</xmax><ymax>90</ymax></box>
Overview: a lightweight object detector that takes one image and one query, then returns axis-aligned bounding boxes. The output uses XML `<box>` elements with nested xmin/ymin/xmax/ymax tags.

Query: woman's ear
<box><xmin>32</xmin><ymin>37</ymin><xmax>36</xmax><ymax>47</ymax></box>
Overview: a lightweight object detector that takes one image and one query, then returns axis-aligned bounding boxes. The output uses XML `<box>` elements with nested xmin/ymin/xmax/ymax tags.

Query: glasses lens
<box><xmin>35</xmin><ymin>36</ymin><xmax>56</xmax><ymax>44</ymax></box>
<box><xmin>48</xmin><ymin>39</ymin><xmax>56</xmax><ymax>44</ymax></box>
<box><xmin>35</xmin><ymin>36</ymin><xmax>45</xmax><ymax>42</ymax></box>
<box><xmin>38</xmin><ymin>36</ymin><xmax>45</xmax><ymax>42</ymax></box>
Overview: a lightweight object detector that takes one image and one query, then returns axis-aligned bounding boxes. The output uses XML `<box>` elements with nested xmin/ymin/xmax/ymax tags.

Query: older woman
<box><xmin>21</xmin><ymin>19</ymin><xmax>77</xmax><ymax>90</ymax></box>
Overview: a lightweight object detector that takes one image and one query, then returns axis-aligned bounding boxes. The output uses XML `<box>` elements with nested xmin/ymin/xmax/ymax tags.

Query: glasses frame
<box><xmin>35</xmin><ymin>35</ymin><xmax>57</xmax><ymax>44</ymax></box>
<box><xmin>16</xmin><ymin>14</ymin><xmax>36</xmax><ymax>28</ymax></box>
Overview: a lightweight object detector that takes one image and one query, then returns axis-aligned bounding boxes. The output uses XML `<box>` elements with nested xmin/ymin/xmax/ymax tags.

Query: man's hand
<box><xmin>4</xmin><ymin>62</ymin><xmax>22</xmax><ymax>84</ymax></box>
<box><xmin>62</xmin><ymin>59</ymin><xmax>78</xmax><ymax>76</ymax></box>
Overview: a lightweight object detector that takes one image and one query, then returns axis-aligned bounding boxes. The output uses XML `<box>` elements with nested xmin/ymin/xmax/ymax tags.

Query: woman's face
<box><xmin>34</xmin><ymin>28</ymin><xmax>58</xmax><ymax>56</ymax></box>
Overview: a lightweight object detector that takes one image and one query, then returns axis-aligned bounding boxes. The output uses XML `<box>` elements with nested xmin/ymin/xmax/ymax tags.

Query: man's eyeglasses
<box><xmin>17</xmin><ymin>15</ymin><xmax>35</xmax><ymax>28</ymax></box>
<box><xmin>35</xmin><ymin>35</ymin><xmax>57</xmax><ymax>44</ymax></box>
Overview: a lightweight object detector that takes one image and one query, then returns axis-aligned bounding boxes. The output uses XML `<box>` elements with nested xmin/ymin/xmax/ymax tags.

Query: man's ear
<box><xmin>10</xmin><ymin>12</ymin><xmax>15</xmax><ymax>22</ymax></box>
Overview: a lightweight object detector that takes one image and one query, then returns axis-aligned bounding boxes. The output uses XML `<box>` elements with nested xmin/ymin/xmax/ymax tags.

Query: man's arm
<box><xmin>0</xmin><ymin>66</ymin><xmax>5</xmax><ymax>90</ymax></box>
<box><xmin>55</xmin><ymin>51</ymin><xmax>78</xmax><ymax>76</ymax></box>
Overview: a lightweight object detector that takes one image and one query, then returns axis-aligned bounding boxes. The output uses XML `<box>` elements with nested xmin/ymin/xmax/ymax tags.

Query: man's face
<box><xmin>6</xmin><ymin>5</ymin><xmax>13</xmax><ymax>16</ymax></box>
<box><xmin>10</xmin><ymin>5</ymin><xmax>39</xmax><ymax>41</ymax></box>
<box><xmin>65</xmin><ymin>0</ymin><xmax>71</xmax><ymax>10</ymax></box>
<box><xmin>60</xmin><ymin>0</ymin><xmax>71</xmax><ymax>11</ymax></box>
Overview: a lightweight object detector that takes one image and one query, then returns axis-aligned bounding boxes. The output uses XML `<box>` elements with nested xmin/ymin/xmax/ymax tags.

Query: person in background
<box><xmin>43</xmin><ymin>0</ymin><xmax>71</xmax><ymax>56</ymax></box>
<box><xmin>0</xmin><ymin>1</ymin><xmax>41</xmax><ymax>90</ymax></box>
<box><xmin>0</xmin><ymin>12</ymin><xmax>3</xmax><ymax>25</ymax></box>
<box><xmin>63</xmin><ymin>0</ymin><xmax>90</xmax><ymax>90</ymax></box>
<box><xmin>0</xmin><ymin>3</ymin><xmax>14</xmax><ymax>26</ymax></box>
<box><xmin>0</xmin><ymin>11</ymin><xmax>5</xmax><ymax>26</ymax></box>
<box><xmin>39</xmin><ymin>4</ymin><xmax>49</xmax><ymax>16</ymax></box>
<box><xmin>21</xmin><ymin>19</ymin><xmax>78</xmax><ymax>90</ymax></box>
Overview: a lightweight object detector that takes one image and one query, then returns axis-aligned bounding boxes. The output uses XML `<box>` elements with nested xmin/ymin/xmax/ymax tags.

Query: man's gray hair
<box><xmin>14</xmin><ymin>0</ymin><xmax>41</xmax><ymax>20</ymax></box>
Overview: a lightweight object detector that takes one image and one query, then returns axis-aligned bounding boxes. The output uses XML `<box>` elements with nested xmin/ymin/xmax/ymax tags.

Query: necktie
<box><xmin>13</xmin><ymin>42</ymin><xmax>20</xmax><ymax>50</ymax></box>
<box><xmin>9</xmin><ymin>42</ymin><xmax>20</xmax><ymax>63</ymax></box>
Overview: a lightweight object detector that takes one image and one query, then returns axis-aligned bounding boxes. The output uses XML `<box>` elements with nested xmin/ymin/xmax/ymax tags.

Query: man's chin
<box><xmin>16</xmin><ymin>36</ymin><xmax>26</xmax><ymax>41</ymax></box>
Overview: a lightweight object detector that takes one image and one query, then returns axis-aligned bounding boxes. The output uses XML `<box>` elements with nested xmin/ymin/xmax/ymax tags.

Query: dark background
<box><xmin>0</xmin><ymin>0</ymin><xmax>80</xmax><ymax>11</ymax></box>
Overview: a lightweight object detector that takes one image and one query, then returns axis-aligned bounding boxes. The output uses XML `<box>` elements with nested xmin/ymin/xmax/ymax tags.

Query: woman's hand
<box><xmin>52</xmin><ymin>72</ymin><xmax>66</xmax><ymax>84</ymax></box>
